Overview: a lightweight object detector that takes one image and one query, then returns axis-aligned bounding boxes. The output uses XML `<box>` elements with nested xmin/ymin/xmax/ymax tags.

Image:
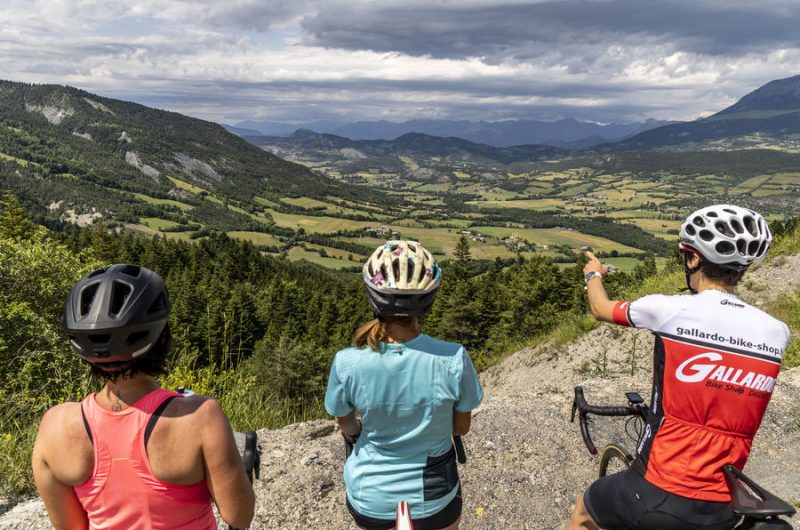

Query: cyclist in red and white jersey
<box><xmin>568</xmin><ymin>204</ymin><xmax>790</xmax><ymax>530</ymax></box>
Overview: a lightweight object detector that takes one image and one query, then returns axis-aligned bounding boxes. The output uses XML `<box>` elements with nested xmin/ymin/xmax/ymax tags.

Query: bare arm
<box><xmin>453</xmin><ymin>410</ymin><xmax>472</xmax><ymax>436</ymax></box>
<box><xmin>583</xmin><ymin>251</ymin><xmax>619</xmax><ymax>323</ymax></box>
<box><xmin>200</xmin><ymin>399</ymin><xmax>255</xmax><ymax>529</ymax></box>
<box><xmin>336</xmin><ymin>410</ymin><xmax>361</xmax><ymax>437</ymax></box>
<box><xmin>32</xmin><ymin>408</ymin><xmax>89</xmax><ymax>530</ymax></box>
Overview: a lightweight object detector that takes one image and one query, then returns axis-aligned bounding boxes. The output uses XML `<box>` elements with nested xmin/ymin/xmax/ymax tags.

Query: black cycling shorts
<box><xmin>584</xmin><ymin>468</ymin><xmax>737</xmax><ymax>530</ymax></box>
<box><xmin>346</xmin><ymin>486</ymin><xmax>462</xmax><ymax>530</ymax></box>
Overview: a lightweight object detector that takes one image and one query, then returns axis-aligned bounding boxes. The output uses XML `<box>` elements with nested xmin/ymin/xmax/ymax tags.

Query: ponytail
<box><xmin>352</xmin><ymin>318</ymin><xmax>385</xmax><ymax>351</ymax></box>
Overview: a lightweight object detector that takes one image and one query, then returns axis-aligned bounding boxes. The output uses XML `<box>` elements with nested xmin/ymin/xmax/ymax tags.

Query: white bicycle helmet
<box><xmin>679</xmin><ymin>204</ymin><xmax>771</xmax><ymax>270</ymax></box>
<box><xmin>363</xmin><ymin>240</ymin><xmax>441</xmax><ymax>317</ymax></box>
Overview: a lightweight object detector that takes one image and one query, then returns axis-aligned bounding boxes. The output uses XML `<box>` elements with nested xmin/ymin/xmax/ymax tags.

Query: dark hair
<box><xmin>681</xmin><ymin>250</ymin><xmax>746</xmax><ymax>287</ymax></box>
<box><xmin>89</xmin><ymin>325</ymin><xmax>172</xmax><ymax>382</ymax></box>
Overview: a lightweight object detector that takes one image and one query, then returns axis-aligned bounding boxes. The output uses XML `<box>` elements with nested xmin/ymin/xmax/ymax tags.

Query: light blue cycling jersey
<box><xmin>325</xmin><ymin>333</ymin><xmax>483</xmax><ymax>520</ymax></box>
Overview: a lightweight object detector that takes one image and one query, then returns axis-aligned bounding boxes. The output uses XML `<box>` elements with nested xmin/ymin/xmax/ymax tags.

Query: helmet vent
<box><xmin>747</xmin><ymin>240</ymin><xmax>760</xmax><ymax>256</ymax></box>
<box><xmin>110</xmin><ymin>281</ymin><xmax>132</xmax><ymax>316</ymax></box>
<box><xmin>80</xmin><ymin>283</ymin><xmax>100</xmax><ymax>317</ymax></box>
<box><xmin>692</xmin><ymin>216</ymin><xmax>706</xmax><ymax>227</ymax></box>
<box><xmin>715</xmin><ymin>241</ymin><xmax>735</xmax><ymax>255</ymax></box>
<box><xmin>126</xmin><ymin>330</ymin><xmax>149</xmax><ymax>346</ymax></box>
<box><xmin>88</xmin><ymin>334</ymin><xmax>111</xmax><ymax>344</ymax></box>
<box><xmin>699</xmin><ymin>229</ymin><xmax>714</xmax><ymax>242</ymax></box>
<box><xmin>743</xmin><ymin>216</ymin><xmax>757</xmax><ymax>236</ymax></box>
<box><xmin>729</xmin><ymin>219</ymin><xmax>743</xmax><ymax>234</ymax></box>
<box><xmin>147</xmin><ymin>293</ymin><xmax>167</xmax><ymax>314</ymax></box>
<box><xmin>714</xmin><ymin>221</ymin><xmax>735</xmax><ymax>238</ymax></box>
<box><xmin>757</xmin><ymin>240</ymin><xmax>768</xmax><ymax>257</ymax></box>
<box><xmin>736</xmin><ymin>239</ymin><xmax>747</xmax><ymax>254</ymax></box>
<box><xmin>119</xmin><ymin>265</ymin><xmax>142</xmax><ymax>278</ymax></box>
<box><xmin>684</xmin><ymin>224</ymin><xmax>696</xmax><ymax>236</ymax></box>
<box><xmin>723</xmin><ymin>208</ymin><xmax>737</xmax><ymax>215</ymax></box>
<box><xmin>706</xmin><ymin>211</ymin><xmax>718</xmax><ymax>218</ymax></box>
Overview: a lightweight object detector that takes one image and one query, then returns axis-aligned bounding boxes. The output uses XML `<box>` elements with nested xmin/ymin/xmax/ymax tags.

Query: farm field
<box><xmin>287</xmin><ymin>246</ymin><xmax>360</xmax><ymax>269</ymax></box>
<box><xmin>130</xmin><ymin>192</ymin><xmax>194</xmax><ymax>211</ymax></box>
<box><xmin>471</xmin><ymin>226</ymin><xmax>643</xmax><ymax>253</ymax></box>
<box><xmin>227</xmin><ymin>231</ymin><xmax>284</xmax><ymax>247</ymax></box>
<box><xmin>266</xmin><ymin>209</ymin><xmax>376</xmax><ymax>233</ymax></box>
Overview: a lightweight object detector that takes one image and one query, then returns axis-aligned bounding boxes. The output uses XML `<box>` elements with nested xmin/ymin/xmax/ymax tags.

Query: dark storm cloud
<box><xmin>301</xmin><ymin>1</ymin><xmax>800</xmax><ymax>60</ymax></box>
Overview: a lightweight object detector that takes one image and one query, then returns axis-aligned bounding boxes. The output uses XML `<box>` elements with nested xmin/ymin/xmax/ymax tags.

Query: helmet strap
<box><xmin>681</xmin><ymin>252</ymin><xmax>703</xmax><ymax>294</ymax></box>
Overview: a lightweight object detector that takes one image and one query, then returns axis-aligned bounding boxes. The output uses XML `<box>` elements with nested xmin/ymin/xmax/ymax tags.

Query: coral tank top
<box><xmin>75</xmin><ymin>388</ymin><xmax>217</xmax><ymax>530</ymax></box>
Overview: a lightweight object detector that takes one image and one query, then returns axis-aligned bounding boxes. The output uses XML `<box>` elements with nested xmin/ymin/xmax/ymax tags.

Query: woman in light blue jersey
<box><xmin>325</xmin><ymin>240</ymin><xmax>483</xmax><ymax>530</ymax></box>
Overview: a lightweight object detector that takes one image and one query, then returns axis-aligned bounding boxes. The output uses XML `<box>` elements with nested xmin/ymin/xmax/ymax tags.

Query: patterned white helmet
<box><xmin>363</xmin><ymin>240</ymin><xmax>441</xmax><ymax>317</ymax></box>
<box><xmin>679</xmin><ymin>204</ymin><xmax>771</xmax><ymax>270</ymax></box>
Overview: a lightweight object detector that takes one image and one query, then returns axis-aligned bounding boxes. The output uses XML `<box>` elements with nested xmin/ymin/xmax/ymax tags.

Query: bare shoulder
<box><xmin>38</xmin><ymin>402</ymin><xmax>84</xmax><ymax>438</ymax></box>
<box><xmin>162</xmin><ymin>395</ymin><xmax>231</xmax><ymax>439</ymax></box>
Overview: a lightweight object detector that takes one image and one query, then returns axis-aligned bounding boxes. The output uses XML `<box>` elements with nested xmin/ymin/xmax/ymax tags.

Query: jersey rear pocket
<box><xmin>423</xmin><ymin>446</ymin><xmax>459</xmax><ymax>501</ymax></box>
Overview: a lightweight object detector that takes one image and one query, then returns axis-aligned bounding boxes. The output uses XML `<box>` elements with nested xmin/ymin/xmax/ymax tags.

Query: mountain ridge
<box><xmin>607</xmin><ymin>74</ymin><xmax>800</xmax><ymax>151</ymax></box>
<box><xmin>233</xmin><ymin>117</ymin><xmax>675</xmax><ymax>148</ymax></box>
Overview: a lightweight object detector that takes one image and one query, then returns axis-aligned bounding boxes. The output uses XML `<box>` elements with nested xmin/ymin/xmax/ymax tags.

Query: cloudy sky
<box><xmin>1</xmin><ymin>0</ymin><xmax>799</xmax><ymax>125</ymax></box>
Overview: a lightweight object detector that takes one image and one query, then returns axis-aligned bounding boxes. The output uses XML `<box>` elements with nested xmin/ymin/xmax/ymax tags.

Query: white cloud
<box><xmin>0</xmin><ymin>0</ymin><xmax>798</xmax><ymax>124</ymax></box>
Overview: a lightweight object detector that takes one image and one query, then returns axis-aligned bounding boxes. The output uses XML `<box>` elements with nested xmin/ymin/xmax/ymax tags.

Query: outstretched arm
<box><xmin>200</xmin><ymin>399</ymin><xmax>255</xmax><ymax>529</ymax></box>
<box><xmin>32</xmin><ymin>407</ymin><xmax>89</xmax><ymax>530</ymax></box>
<box><xmin>583</xmin><ymin>252</ymin><xmax>619</xmax><ymax>323</ymax></box>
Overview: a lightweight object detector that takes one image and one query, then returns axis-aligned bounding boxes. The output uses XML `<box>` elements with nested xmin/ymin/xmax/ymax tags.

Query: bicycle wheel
<box><xmin>598</xmin><ymin>443</ymin><xmax>634</xmax><ymax>479</ymax></box>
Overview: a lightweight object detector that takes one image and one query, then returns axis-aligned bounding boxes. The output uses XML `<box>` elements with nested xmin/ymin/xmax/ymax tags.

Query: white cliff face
<box><xmin>125</xmin><ymin>151</ymin><xmax>161</xmax><ymax>182</ymax></box>
<box><xmin>24</xmin><ymin>104</ymin><xmax>74</xmax><ymax>125</ymax></box>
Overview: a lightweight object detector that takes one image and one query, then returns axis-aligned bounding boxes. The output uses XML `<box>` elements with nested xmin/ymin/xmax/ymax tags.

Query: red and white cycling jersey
<box><xmin>611</xmin><ymin>289</ymin><xmax>789</xmax><ymax>502</ymax></box>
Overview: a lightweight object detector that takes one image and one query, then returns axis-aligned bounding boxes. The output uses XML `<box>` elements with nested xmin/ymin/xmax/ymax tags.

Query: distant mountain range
<box><xmin>610</xmin><ymin>74</ymin><xmax>800</xmax><ymax>150</ymax></box>
<box><xmin>233</xmin><ymin>74</ymin><xmax>800</xmax><ymax>154</ymax></box>
<box><xmin>228</xmin><ymin>118</ymin><xmax>674</xmax><ymax>149</ymax></box>
<box><xmin>249</xmin><ymin>129</ymin><xmax>566</xmax><ymax>165</ymax></box>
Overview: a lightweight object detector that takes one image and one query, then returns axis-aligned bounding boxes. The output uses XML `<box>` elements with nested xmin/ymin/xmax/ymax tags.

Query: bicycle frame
<box><xmin>570</xmin><ymin>386</ymin><xmax>796</xmax><ymax>529</ymax></box>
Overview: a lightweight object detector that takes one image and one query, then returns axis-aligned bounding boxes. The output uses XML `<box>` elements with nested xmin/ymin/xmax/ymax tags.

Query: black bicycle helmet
<box><xmin>363</xmin><ymin>240</ymin><xmax>441</xmax><ymax>318</ymax></box>
<box><xmin>63</xmin><ymin>264</ymin><xmax>170</xmax><ymax>363</ymax></box>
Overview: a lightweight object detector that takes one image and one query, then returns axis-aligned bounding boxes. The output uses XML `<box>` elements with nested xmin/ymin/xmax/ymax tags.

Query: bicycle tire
<box><xmin>598</xmin><ymin>443</ymin><xmax>634</xmax><ymax>479</ymax></box>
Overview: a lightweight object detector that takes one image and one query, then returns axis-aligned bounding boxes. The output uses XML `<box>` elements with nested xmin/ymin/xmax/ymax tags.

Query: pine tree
<box><xmin>0</xmin><ymin>193</ymin><xmax>37</xmax><ymax>240</ymax></box>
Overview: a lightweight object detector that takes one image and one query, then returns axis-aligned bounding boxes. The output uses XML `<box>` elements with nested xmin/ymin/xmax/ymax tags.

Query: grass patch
<box><xmin>267</xmin><ymin>210</ymin><xmax>375</xmax><ymax>234</ymax></box>
<box><xmin>0</xmin><ymin>152</ymin><xmax>33</xmax><ymax>167</ymax></box>
<box><xmin>166</xmin><ymin>175</ymin><xmax>206</xmax><ymax>194</ymax></box>
<box><xmin>287</xmin><ymin>247</ymin><xmax>360</xmax><ymax>269</ymax></box>
<box><xmin>766</xmin><ymin>291</ymin><xmax>800</xmax><ymax>369</ymax></box>
<box><xmin>141</xmin><ymin>217</ymin><xmax>184</xmax><ymax>231</ymax></box>
<box><xmin>227</xmin><ymin>231</ymin><xmax>283</xmax><ymax>247</ymax></box>
<box><xmin>473</xmin><ymin>226</ymin><xmax>642</xmax><ymax>253</ymax></box>
<box><xmin>130</xmin><ymin>192</ymin><xmax>194</xmax><ymax>211</ymax></box>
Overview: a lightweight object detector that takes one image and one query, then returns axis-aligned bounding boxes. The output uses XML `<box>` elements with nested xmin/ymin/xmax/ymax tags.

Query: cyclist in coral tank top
<box><xmin>32</xmin><ymin>264</ymin><xmax>254</xmax><ymax>530</ymax></box>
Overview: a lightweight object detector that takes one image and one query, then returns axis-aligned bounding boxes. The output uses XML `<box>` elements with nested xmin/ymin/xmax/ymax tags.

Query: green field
<box><xmin>140</xmin><ymin>217</ymin><xmax>184</xmax><ymax>231</ymax></box>
<box><xmin>227</xmin><ymin>231</ymin><xmax>283</xmax><ymax>247</ymax></box>
<box><xmin>267</xmin><ymin>210</ymin><xmax>375</xmax><ymax>233</ymax></box>
<box><xmin>287</xmin><ymin>247</ymin><xmax>360</xmax><ymax>269</ymax></box>
<box><xmin>0</xmin><ymin>152</ymin><xmax>32</xmax><ymax>167</ymax></box>
<box><xmin>467</xmin><ymin>198</ymin><xmax>569</xmax><ymax>211</ymax></box>
<box><xmin>166</xmin><ymin>175</ymin><xmax>206</xmax><ymax>194</ymax></box>
<box><xmin>472</xmin><ymin>226</ymin><xmax>642</xmax><ymax>253</ymax></box>
<box><xmin>130</xmin><ymin>192</ymin><xmax>194</xmax><ymax>211</ymax></box>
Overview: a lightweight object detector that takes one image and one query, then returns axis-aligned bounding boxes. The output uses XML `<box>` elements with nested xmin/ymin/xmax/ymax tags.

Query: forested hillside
<box><xmin>0</xmin><ymin>80</ymin><xmax>388</xmax><ymax>231</ymax></box>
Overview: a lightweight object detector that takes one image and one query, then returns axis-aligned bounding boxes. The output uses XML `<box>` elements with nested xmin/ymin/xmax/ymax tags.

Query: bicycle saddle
<box><xmin>722</xmin><ymin>465</ymin><xmax>796</xmax><ymax>519</ymax></box>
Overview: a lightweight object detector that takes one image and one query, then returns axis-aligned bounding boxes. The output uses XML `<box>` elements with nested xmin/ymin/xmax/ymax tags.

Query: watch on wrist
<box><xmin>584</xmin><ymin>271</ymin><xmax>603</xmax><ymax>285</ymax></box>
